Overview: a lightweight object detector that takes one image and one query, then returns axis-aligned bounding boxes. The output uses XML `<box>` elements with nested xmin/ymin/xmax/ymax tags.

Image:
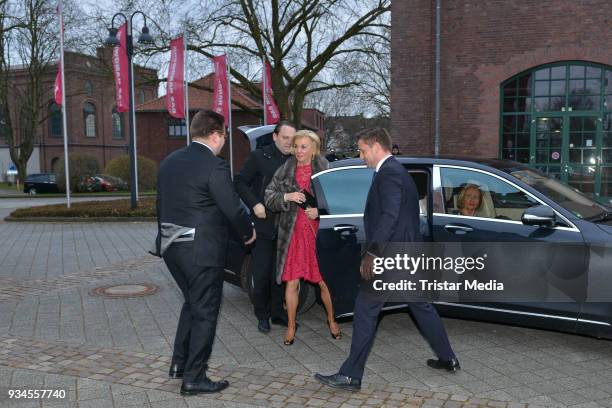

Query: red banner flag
<box><xmin>112</xmin><ymin>23</ymin><xmax>129</xmax><ymax>112</ymax></box>
<box><xmin>263</xmin><ymin>62</ymin><xmax>280</xmax><ymax>125</ymax></box>
<box><xmin>54</xmin><ymin>64</ymin><xmax>62</xmax><ymax>105</ymax></box>
<box><xmin>166</xmin><ymin>36</ymin><xmax>185</xmax><ymax>119</ymax></box>
<box><xmin>212</xmin><ymin>55</ymin><xmax>229</xmax><ymax>121</ymax></box>
<box><xmin>54</xmin><ymin>5</ymin><xmax>64</xmax><ymax>105</ymax></box>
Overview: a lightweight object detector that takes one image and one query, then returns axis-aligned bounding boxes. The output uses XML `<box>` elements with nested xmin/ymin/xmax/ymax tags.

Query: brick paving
<box><xmin>1</xmin><ymin>222</ymin><xmax>612</xmax><ymax>407</ymax></box>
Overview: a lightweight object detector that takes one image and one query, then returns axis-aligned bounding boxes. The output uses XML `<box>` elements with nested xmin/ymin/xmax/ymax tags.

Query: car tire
<box><xmin>28</xmin><ymin>188</ymin><xmax>37</xmax><ymax>195</ymax></box>
<box><xmin>240</xmin><ymin>254</ymin><xmax>317</xmax><ymax>315</ymax></box>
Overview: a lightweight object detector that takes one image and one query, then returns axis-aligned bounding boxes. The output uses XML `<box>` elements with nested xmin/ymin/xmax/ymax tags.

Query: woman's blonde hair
<box><xmin>457</xmin><ymin>184</ymin><xmax>483</xmax><ymax>211</ymax></box>
<box><xmin>291</xmin><ymin>130</ymin><xmax>321</xmax><ymax>157</ymax></box>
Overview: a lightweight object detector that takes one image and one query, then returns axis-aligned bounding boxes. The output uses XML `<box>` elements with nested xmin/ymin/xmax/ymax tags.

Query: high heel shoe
<box><xmin>327</xmin><ymin>320</ymin><xmax>342</xmax><ymax>340</ymax></box>
<box><xmin>284</xmin><ymin>325</ymin><xmax>298</xmax><ymax>346</ymax></box>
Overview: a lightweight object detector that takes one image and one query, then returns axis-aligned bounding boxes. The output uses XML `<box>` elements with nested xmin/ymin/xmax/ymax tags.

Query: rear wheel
<box><xmin>240</xmin><ymin>254</ymin><xmax>317</xmax><ymax>315</ymax></box>
<box><xmin>28</xmin><ymin>188</ymin><xmax>37</xmax><ymax>195</ymax></box>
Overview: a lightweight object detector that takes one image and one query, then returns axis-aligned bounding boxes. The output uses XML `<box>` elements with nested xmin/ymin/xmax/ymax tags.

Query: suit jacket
<box><xmin>364</xmin><ymin>156</ymin><xmax>421</xmax><ymax>257</ymax></box>
<box><xmin>233</xmin><ymin>143</ymin><xmax>290</xmax><ymax>239</ymax></box>
<box><xmin>155</xmin><ymin>142</ymin><xmax>253</xmax><ymax>267</ymax></box>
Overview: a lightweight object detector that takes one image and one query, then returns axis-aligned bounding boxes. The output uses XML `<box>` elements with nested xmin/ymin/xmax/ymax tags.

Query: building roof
<box><xmin>136</xmin><ymin>73</ymin><xmax>262</xmax><ymax>112</ymax></box>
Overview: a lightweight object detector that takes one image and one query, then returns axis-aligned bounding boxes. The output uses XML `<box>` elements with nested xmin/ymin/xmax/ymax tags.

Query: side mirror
<box><xmin>521</xmin><ymin>205</ymin><xmax>556</xmax><ymax>227</ymax></box>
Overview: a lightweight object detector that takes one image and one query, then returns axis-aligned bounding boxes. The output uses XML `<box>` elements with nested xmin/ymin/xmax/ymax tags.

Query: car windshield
<box><xmin>508</xmin><ymin>168</ymin><xmax>609</xmax><ymax>220</ymax></box>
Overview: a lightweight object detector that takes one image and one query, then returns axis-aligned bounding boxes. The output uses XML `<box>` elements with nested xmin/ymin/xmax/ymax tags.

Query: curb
<box><xmin>4</xmin><ymin>216</ymin><xmax>156</xmax><ymax>223</ymax></box>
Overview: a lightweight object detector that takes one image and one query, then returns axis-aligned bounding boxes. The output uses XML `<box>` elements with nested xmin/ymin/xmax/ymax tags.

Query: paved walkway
<box><xmin>1</xmin><ymin>222</ymin><xmax>612</xmax><ymax>407</ymax></box>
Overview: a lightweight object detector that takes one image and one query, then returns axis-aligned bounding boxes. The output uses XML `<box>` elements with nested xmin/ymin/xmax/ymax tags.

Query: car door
<box><xmin>313</xmin><ymin>166</ymin><xmax>372</xmax><ymax>317</ymax></box>
<box><xmin>432</xmin><ymin>165</ymin><xmax>587</xmax><ymax>332</ymax></box>
<box><xmin>312</xmin><ymin>165</ymin><xmax>433</xmax><ymax>317</ymax></box>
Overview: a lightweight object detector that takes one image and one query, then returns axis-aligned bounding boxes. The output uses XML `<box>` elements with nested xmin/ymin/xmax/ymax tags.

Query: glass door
<box><xmin>532</xmin><ymin>114</ymin><xmax>603</xmax><ymax>196</ymax></box>
<box><xmin>533</xmin><ymin>116</ymin><xmax>564</xmax><ymax>180</ymax></box>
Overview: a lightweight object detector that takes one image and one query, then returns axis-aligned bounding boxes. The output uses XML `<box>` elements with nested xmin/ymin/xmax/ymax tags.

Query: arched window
<box><xmin>84</xmin><ymin>81</ymin><xmax>93</xmax><ymax>96</ymax></box>
<box><xmin>83</xmin><ymin>102</ymin><xmax>96</xmax><ymax>138</ymax></box>
<box><xmin>501</xmin><ymin>61</ymin><xmax>612</xmax><ymax>201</ymax></box>
<box><xmin>51</xmin><ymin>157</ymin><xmax>60</xmax><ymax>172</ymax></box>
<box><xmin>112</xmin><ymin>107</ymin><xmax>124</xmax><ymax>139</ymax></box>
<box><xmin>138</xmin><ymin>89</ymin><xmax>146</xmax><ymax>105</ymax></box>
<box><xmin>48</xmin><ymin>102</ymin><xmax>62</xmax><ymax>137</ymax></box>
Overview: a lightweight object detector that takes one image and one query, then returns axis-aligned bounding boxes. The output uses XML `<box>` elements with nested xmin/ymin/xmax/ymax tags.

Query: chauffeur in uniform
<box><xmin>155</xmin><ymin>110</ymin><xmax>256</xmax><ymax>395</ymax></box>
<box><xmin>234</xmin><ymin>121</ymin><xmax>296</xmax><ymax>333</ymax></box>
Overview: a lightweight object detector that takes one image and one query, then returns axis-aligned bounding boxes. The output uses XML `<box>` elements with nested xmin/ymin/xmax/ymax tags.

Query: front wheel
<box><xmin>28</xmin><ymin>188</ymin><xmax>37</xmax><ymax>195</ymax></box>
<box><xmin>240</xmin><ymin>254</ymin><xmax>317</xmax><ymax>315</ymax></box>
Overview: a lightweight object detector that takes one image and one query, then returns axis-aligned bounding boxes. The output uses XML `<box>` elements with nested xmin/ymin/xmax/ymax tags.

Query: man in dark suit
<box><xmin>234</xmin><ymin>121</ymin><xmax>295</xmax><ymax>333</ymax></box>
<box><xmin>155</xmin><ymin>110</ymin><xmax>255</xmax><ymax>395</ymax></box>
<box><xmin>315</xmin><ymin>128</ymin><xmax>458</xmax><ymax>391</ymax></box>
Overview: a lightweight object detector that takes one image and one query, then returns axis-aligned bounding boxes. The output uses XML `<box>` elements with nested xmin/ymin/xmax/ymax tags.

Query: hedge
<box><xmin>55</xmin><ymin>154</ymin><xmax>100</xmax><ymax>192</ymax></box>
<box><xmin>104</xmin><ymin>155</ymin><xmax>158</xmax><ymax>191</ymax></box>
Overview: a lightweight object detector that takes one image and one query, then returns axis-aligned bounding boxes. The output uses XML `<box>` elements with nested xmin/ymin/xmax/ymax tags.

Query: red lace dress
<box><xmin>281</xmin><ymin>164</ymin><xmax>322</xmax><ymax>283</ymax></box>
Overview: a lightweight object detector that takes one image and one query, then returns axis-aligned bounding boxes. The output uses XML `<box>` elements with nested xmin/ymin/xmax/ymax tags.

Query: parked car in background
<box><xmin>77</xmin><ymin>174</ymin><xmax>128</xmax><ymax>192</ymax></box>
<box><xmin>23</xmin><ymin>173</ymin><xmax>59</xmax><ymax>194</ymax></box>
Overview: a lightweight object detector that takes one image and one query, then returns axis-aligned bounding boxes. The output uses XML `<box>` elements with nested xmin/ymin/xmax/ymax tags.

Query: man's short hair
<box><xmin>273</xmin><ymin>120</ymin><xmax>296</xmax><ymax>135</ymax></box>
<box><xmin>190</xmin><ymin>110</ymin><xmax>225</xmax><ymax>139</ymax></box>
<box><xmin>356</xmin><ymin>127</ymin><xmax>392</xmax><ymax>151</ymax></box>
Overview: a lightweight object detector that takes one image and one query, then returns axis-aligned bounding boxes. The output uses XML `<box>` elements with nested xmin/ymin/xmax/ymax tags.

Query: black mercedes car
<box><xmin>225</xmin><ymin>129</ymin><xmax>612</xmax><ymax>339</ymax></box>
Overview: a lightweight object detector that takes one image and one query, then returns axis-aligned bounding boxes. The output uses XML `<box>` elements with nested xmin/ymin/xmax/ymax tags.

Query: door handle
<box><xmin>444</xmin><ymin>224</ymin><xmax>474</xmax><ymax>234</ymax></box>
<box><xmin>333</xmin><ymin>224</ymin><xmax>359</xmax><ymax>233</ymax></box>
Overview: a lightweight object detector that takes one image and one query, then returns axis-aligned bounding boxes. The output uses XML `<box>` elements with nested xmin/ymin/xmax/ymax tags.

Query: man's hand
<box><xmin>253</xmin><ymin>203</ymin><xmax>266</xmax><ymax>219</ymax></box>
<box><xmin>360</xmin><ymin>253</ymin><xmax>375</xmax><ymax>281</ymax></box>
<box><xmin>284</xmin><ymin>191</ymin><xmax>306</xmax><ymax>204</ymax></box>
<box><xmin>305</xmin><ymin>207</ymin><xmax>318</xmax><ymax>219</ymax></box>
<box><xmin>244</xmin><ymin>229</ymin><xmax>256</xmax><ymax>245</ymax></box>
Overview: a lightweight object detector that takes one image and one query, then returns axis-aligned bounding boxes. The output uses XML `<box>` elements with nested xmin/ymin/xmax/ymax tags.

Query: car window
<box><xmin>440</xmin><ymin>167</ymin><xmax>539</xmax><ymax>221</ymax></box>
<box><xmin>314</xmin><ymin>167</ymin><xmax>374</xmax><ymax>215</ymax></box>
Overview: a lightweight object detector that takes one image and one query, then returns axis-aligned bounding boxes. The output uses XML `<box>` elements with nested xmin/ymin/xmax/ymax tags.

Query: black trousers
<box><xmin>339</xmin><ymin>290</ymin><xmax>456</xmax><ymax>380</ymax></box>
<box><xmin>163</xmin><ymin>242</ymin><xmax>224</xmax><ymax>383</ymax></box>
<box><xmin>250</xmin><ymin>237</ymin><xmax>285</xmax><ymax>321</ymax></box>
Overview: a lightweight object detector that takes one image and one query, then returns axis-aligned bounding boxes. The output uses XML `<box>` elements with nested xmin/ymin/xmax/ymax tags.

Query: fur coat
<box><xmin>264</xmin><ymin>155</ymin><xmax>329</xmax><ymax>284</ymax></box>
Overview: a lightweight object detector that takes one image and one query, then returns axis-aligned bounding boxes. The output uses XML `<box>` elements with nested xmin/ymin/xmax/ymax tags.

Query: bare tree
<box><xmin>0</xmin><ymin>0</ymin><xmax>60</xmax><ymax>185</ymax></box>
<box><xmin>129</xmin><ymin>0</ymin><xmax>390</xmax><ymax>125</ymax></box>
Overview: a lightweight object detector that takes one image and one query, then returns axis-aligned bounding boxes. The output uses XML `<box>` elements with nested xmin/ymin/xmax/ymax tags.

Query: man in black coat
<box><xmin>155</xmin><ymin>110</ymin><xmax>255</xmax><ymax>395</ymax></box>
<box><xmin>315</xmin><ymin>128</ymin><xmax>458</xmax><ymax>391</ymax></box>
<box><xmin>234</xmin><ymin>121</ymin><xmax>295</xmax><ymax>332</ymax></box>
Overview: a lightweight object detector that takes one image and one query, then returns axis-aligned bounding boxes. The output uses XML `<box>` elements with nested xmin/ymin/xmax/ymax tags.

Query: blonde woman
<box><xmin>265</xmin><ymin>130</ymin><xmax>342</xmax><ymax>345</ymax></box>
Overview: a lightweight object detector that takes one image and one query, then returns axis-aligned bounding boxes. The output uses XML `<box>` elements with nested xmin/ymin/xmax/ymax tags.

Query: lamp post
<box><xmin>104</xmin><ymin>12</ymin><xmax>153</xmax><ymax>209</ymax></box>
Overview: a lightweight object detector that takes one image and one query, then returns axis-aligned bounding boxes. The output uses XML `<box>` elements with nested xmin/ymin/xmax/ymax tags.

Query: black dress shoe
<box><xmin>314</xmin><ymin>373</ymin><xmax>361</xmax><ymax>391</ymax></box>
<box><xmin>257</xmin><ymin>319</ymin><xmax>271</xmax><ymax>333</ymax></box>
<box><xmin>168</xmin><ymin>363</ymin><xmax>184</xmax><ymax>379</ymax></box>
<box><xmin>180</xmin><ymin>378</ymin><xmax>229</xmax><ymax>395</ymax></box>
<box><xmin>427</xmin><ymin>358</ymin><xmax>460</xmax><ymax>372</ymax></box>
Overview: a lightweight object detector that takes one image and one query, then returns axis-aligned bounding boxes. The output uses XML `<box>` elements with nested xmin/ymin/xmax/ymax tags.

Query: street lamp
<box><xmin>104</xmin><ymin>12</ymin><xmax>154</xmax><ymax>209</ymax></box>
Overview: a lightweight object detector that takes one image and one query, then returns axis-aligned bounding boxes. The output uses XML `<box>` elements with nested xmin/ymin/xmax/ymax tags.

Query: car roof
<box><xmin>330</xmin><ymin>155</ymin><xmax>529</xmax><ymax>174</ymax></box>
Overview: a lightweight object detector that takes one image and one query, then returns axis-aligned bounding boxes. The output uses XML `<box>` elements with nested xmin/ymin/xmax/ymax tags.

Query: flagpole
<box><xmin>262</xmin><ymin>54</ymin><xmax>267</xmax><ymax>126</ymax></box>
<box><xmin>128</xmin><ymin>20</ymin><xmax>139</xmax><ymax>201</ymax></box>
<box><xmin>226</xmin><ymin>49</ymin><xmax>233</xmax><ymax>178</ymax></box>
<box><xmin>184</xmin><ymin>32</ymin><xmax>190</xmax><ymax>145</ymax></box>
<box><xmin>58</xmin><ymin>0</ymin><xmax>70</xmax><ymax>208</ymax></box>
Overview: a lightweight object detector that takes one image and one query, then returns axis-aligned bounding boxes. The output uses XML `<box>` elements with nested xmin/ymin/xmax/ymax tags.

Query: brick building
<box><xmin>136</xmin><ymin>73</ymin><xmax>326</xmax><ymax>174</ymax></box>
<box><xmin>392</xmin><ymin>0</ymin><xmax>612</xmax><ymax>201</ymax></box>
<box><xmin>0</xmin><ymin>48</ymin><xmax>158</xmax><ymax>177</ymax></box>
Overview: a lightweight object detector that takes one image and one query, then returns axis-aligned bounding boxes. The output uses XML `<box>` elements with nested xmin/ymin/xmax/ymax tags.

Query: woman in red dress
<box><xmin>265</xmin><ymin>130</ymin><xmax>342</xmax><ymax>345</ymax></box>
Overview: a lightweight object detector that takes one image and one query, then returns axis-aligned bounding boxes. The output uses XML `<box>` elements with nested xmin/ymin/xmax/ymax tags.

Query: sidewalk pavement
<box><xmin>1</xmin><ymin>221</ymin><xmax>612</xmax><ymax>408</ymax></box>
